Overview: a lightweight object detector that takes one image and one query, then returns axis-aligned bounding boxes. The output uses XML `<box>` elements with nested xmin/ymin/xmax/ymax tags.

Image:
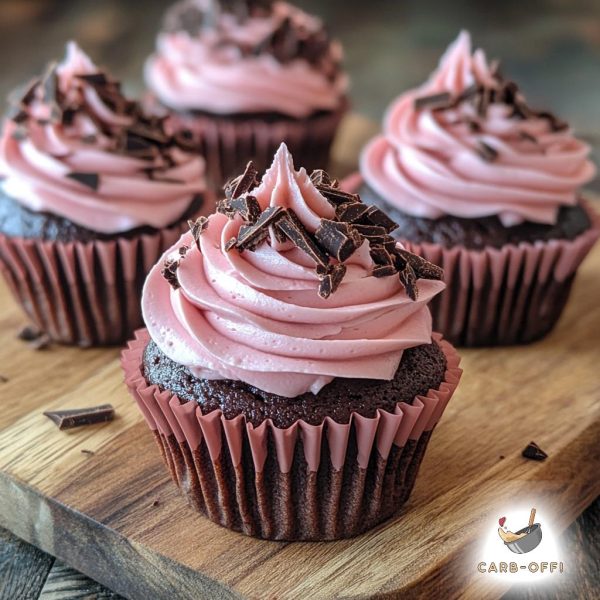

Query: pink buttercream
<box><xmin>142</xmin><ymin>144</ymin><xmax>444</xmax><ymax>397</ymax></box>
<box><xmin>360</xmin><ymin>31</ymin><xmax>596</xmax><ymax>226</ymax></box>
<box><xmin>0</xmin><ymin>42</ymin><xmax>206</xmax><ymax>234</ymax></box>
<box><xmin>144</xmin><ymin>1</ymin><xmax>348</xmax><ymax>118</ymax></box>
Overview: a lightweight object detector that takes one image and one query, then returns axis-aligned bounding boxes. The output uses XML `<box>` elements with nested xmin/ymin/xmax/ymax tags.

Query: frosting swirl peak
<box><xmin>143</xmin><ymin>144</ymin><xmax>445</xmax><ymax>397</ymax></box>
<box><xmin>0</xmin><ymin>41</ymin><xmax>206</xmax><ymax>234</ymax></box>
<box><xmin>360</xmin><ymin>31</ymin><xmax>595</xmax><ymax>227</ymax></box>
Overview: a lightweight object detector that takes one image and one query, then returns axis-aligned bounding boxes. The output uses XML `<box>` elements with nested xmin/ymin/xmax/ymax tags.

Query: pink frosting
<box><xmin>144</xmin><ymin>1</ymin><xmax>348</xmax><ymax>118</ymax></box>
<box><xmin>360</xmin><ymin>31</ymin><xmax>596</xmax><ymax>226</ymax></box>
<box><xmin>142</xmin><ymin>144</ymin><xmax>444</xmax><ymax>397</ymax></box>
<box><xmin>0</xmin><ymin>42</ymin><xmax>206</xmax><ymax>234</ymax></box>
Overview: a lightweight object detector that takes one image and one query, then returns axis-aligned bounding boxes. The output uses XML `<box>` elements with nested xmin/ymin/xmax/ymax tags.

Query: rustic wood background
<box><xmin>0</xmin><ymin>1</ymin><xmax>599</xmax><ymax>598</ymax></box>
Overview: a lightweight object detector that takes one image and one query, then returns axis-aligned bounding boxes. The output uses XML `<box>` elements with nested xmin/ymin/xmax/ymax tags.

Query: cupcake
<box><xmin>144</xmin><ymin>0</ymin><xmax>348</xmax><ymax>187</ymax></box>
<box><xmin>0</xmin><ymin>42</ymin><xmax>207</xmax><ymax>346</ymax></box>
<box><xmin>122</xmin><ymin>143</ymin><xmax>461</xmax><ymax>541</ymax></box>
<box><xmin>349</xmin><ymin>31</ymin><xmax>599</xmax><ymax>346</ymax></box>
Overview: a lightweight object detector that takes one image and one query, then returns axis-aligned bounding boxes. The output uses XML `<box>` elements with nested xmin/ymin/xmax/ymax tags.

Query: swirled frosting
<box><xmin>360</xmin><ymin>30</ymin><xmax>595</xmax><ymax>226</ymax></box>
<box><xmin>144</xmin><ymin>0</ymin><xmax>348</xmax><ymax>118</ymax></box>
<box><xmin>142</xmin><ymin>144</ymin><xmax>444</xmax><ymax>397</ymax></box>
<box><xmin>0</xmin><ymin>41</ymin><xmax>206</xmax><ymax>234</ymax></box>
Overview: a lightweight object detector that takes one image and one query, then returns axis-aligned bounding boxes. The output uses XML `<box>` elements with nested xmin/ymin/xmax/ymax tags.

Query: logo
<box><xmin>497</xmin><ymin>507</ymin><xmax>542</xmax><ymax>554</ymax></box>
<box><xmin>475</xmin><ymin>504</ymin><xmax>566</xmax><ymax>583</ymax></box>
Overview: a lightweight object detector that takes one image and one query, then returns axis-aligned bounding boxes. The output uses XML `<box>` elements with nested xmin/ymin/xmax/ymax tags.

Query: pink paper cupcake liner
<box><xmin>121</xmin><ymin>329</ymin><xmax>462</xmax><ymax>541</ymax></box>
<box><xmin>0</xmin><ymin>224</ymin><xmax>187</xmax><ymax>347</ymax></box>
<box><xmin>343</xmin><ymin>174</ymin><xmax>600</xmax><ymax>346</ymax></box>
<box><xmin>163</xmin><ymin>101</ymin><xmax>348</xmax><ymax>190</ymax></box>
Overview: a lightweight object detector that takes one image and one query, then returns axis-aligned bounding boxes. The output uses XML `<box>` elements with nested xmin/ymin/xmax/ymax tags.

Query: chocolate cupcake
<box><xmin>348</xmin><ymin>31</ymin><xmax>599</xmax><ymax>346</ymax></box>
<box><xmin>0</xmin><ymin>42</ymin><xmax>207</xmax><ymax>346</ymax></box>
<box><xmin>144</xmin><ymin>0</ymin><xmax>348</xmax><ymax>187</ymax></box>
<box><xmin>122</xmin><ymin>144</ymin><xmax>461</xmax><ymax>541</ymax></box>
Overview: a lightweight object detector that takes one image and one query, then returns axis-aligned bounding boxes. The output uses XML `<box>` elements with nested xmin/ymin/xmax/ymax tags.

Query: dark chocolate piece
<box><xmin>66</xmin><ymin>172</ymin><xmax>100</xmax><ymax>191</ymax></box>
<box><xmin>275</xmin><ymin>209</ymin><xmax>329</xmax><ymax>267</ymax></box>
<box><xmin>225</xmin><ymin>161</ymin><xmax>259</xmax><ymax>200</ymax></box>
<box><xmin>188</xmin><ymin>216</ymin><xmax>209</xmax><ymax>250</ymax></box>
<box><xmin>75</xmin><ymin>73</ymin><xmax>108</xmax><ymax>86</ymax></box>
<box><xmin>233</xmin><ymin>206</ymin><xmax>284</xmax><ymax>251</ymax></box>
<box><xmin>230</xmin><ymin>195</ymin><xmax>261</xmax><ymax>222</ymax></box>
<box><xmin>414</xmin><ymin>92</ymin><xmax>452</xmax><ymax>111</ymax></box>
<box><xmin>317</xmin><ymin>263</ymin><xmax>346</xmax><ymax>299</ymax></box>
<box><xmin>43</xmin><ymin>404</ymin><xmax>115</xmax><ymax>430</ymax></box>
<box><xmin>522</xmin><ymin>441</ymin><xmax>548</xmax><ymax>461</ymax></box>
<box><xmin>310</xmin><ymin>169</ymin><xmax>332</xmax><ymax>186</ymax></box>
<box><xmin>397</xmin><ymin>249</ymin><xmax>444</xmax><ymax>281</ymax></box>
<box><xmin>363</xmin><ymin>205</ymin><xmax>398</xmax><ymax>233</ymax></box>
<box><xmin>336</xmin><ymin>202</ymin><xmax>370</xmax><ymax>224</ymax></box>
<box><xmin>398</xmin><ymin>262</ymin><xmax>418</xmax><ymax>300</ymax></box>
<box><xmin>316</xmin><ymin>184</ymin><xmax>359</xmax><ymax>207</ymax></box>
<box><xmin>372</xmin><ymin>264</ymin><xmax>397</xmax><ymax>278</ymax></box>
<box><xmin>315</xmin><ymin>219</ymin><xmax>361</xmax><ymax>262</ymax></box>
<box><xmin>161</xmin><ymin>257</ymin><xmax>181</xmax><ymax>289</ymax></box>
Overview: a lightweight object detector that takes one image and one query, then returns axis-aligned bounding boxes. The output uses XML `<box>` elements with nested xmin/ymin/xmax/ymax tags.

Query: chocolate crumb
<box><xmin>17</xmin><ymin>325</ymin><xmax>42</xmax><ymax>342</ymax></box>
<box><xmin>44</xmin><ymin>404</ymin><xmax>115</xmax><ymax>430</ymax></box>
<box><xmin>152</xmin><ymin>499</ymin><xmax>160</xmax><ymax>507</ymax></box>
<box><xmin>0</xmin><ymin>375</ymin><xmax>8</xmax><ymax>383</ymax></box>
<box><xmin>522</xmin><ymin>441</ymin><xmax>548</xmax><ymax>461</ymax></box>
<box><xmin>81</xmin><ymin>449</ymin><xmax>95</xmax><ymax>456</ymax></box>
<box><xmin>161</xmin><ymin>257</ymin><xmax>181</xmax><ymax>289</ymax></box>
<box><xmin>499</xmin><ymin>455</ymin><xmax>505</xmax><ymax>460</ymax></box>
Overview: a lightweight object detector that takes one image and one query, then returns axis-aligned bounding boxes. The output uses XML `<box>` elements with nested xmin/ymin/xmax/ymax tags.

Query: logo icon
<box><xmin>497</xmin><ymin>507</ymin><xmax>542</xmax><ymax>554</ymax></box>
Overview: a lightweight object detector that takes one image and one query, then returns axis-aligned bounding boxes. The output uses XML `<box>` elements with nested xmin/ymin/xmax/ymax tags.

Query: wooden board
<box><xmin>0</xmin><ymin>116</ymin><xmax>599</xmax><ymax>599</ymax></box>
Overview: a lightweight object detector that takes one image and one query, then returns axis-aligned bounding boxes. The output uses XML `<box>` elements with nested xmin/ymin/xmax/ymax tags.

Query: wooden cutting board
<box><xmin>0</xmin><ymin>116</ymin><xmax>599</xmax><ymax>600</ymax></box>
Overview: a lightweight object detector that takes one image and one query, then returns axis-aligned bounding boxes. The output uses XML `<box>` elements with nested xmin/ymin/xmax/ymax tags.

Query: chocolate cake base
<box><xmin>142</xmin><ymin>339</ymin><xmax>447</xmax><ymax>428</ymax></box>
<box><xmin>358</xmin><ymin>182</ymin><xmax>591</xmax><ymax>250</ymax></box>
<box><xmin>0</xmin><ymin>191</ymin><xmax>204</xmax><ymax>242</ymax></box>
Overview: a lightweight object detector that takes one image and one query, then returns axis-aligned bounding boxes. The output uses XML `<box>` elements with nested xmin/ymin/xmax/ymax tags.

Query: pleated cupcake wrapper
<box><xmin>342</xmin><ymin>174</ymin><xmax>600</xmax><ymax>346</ymax></box>
<box><xmin>121</xmin><ymin>329</ymin><xmax>462</xmax><ymax>540</ymax></box>
<box><xmin>164</xmin><ymin>102</ymin><xmax>348</xmax><ymax>190</ymax></box>
<box><xmin>0</xmin><ymin>224</ymin><xmax>186</xmax><ymax>346</ymax></box>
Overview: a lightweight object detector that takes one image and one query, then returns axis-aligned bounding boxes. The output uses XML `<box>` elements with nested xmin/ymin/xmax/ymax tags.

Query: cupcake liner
<box><xmin>121</xmin><ymin>329</ymin><xmax>461</xmax><ymax>541</ymax></box>
<box><xmin>0</xmin><ymin>223</ymin><xmax>187</xmax><ymax>346</ymax></box>
<box><xmin>163</xmin><ymin>101</ymin><xmax>348</xmax><ymax>189</ymax></box>
<box><xmin>342</xmin><ymin>174</ymin><xmax>600</xmax><ymax>346</ymax></box>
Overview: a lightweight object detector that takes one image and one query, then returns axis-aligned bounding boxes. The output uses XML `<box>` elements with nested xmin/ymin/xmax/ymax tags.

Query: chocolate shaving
<box><xmin>397</xmin><ymin>249</ymin><xmax>444</xmax><ymax>281</ymax></box>
<box><xmin>316</xmin><ymin>184</ymin><xmax>359</xmax><ymax>207</ymax></box>
<box><xmin>75</xmin><ymin>73</ymin><xmax>108</xmax><ymax>86</ymax></box>
<box><xmin>414</xmin><ymin>92</ymin><xmax>452</xmax><ymax>111</ymax></box>
<box><xmin>315</xmin><ymin>220</ymin><xmax>362</xmax><ymax>262</ymax></box>
<box><xmin>188</xmin><ymin>216</ymin><xmax>209</xmax><ymax>250</ymax></box>
<box><xmin>310</xmin><ymin>169</ymin><xmax>332</xmax><ymax>186</ymax></box>
<box><xmin>336</xmin><ymin>202</ymin><xmax>370</xmax><ymax>223</ymax></box>
<box><xmin>362</xmin><ymin>205</ymin><xmax>398</xmax><ymax>233</ymax></box>
<box><xmin>67</xmin><ymin>172</ymin><xmax>100</xmax><ymax>191</ymax></box>
<box><xmin>220</xmin><ymin>195</ymin><xmax>261</xmax><ymax>223</ymax></box>
<box><xmin>317</xmin><ymin>263</ymin><xmax>346</xmax><ymax>299</ymax></box>
<box><xmin>372</xmin><ymin>264</ymin><xmax>397</xmax><ymax>278</ymax></box>
<box><xmin>522</xmin><ymin>441</ymin><xmax>548</xmax><ymax>461</ymax></box>
<box><xmin>161</xmin><ymin>257</ymin><xmax>181</xmax><ymax>289</ymax></box>
<box><xmin>275</xmin><ymin>209</ymin><xmax>329</xmax><ymax>267</ymax></box>
<box><xmin>225</xmin><ymin>161</ymin><xmax>259</xmax><ymax>200</ymax></box>
<box><xmin>476</xmin><ymin>141</ymin><xmax>498</xmax><ymax>162</ymax></box>
<box><xmin>233</xmin><ymin>206</ymin><xmax>284</xmax><ymax>251</ymax></box>
<box><xmin>398</xmin><ymin>262</ymin><xmax>418</xmax><ymax>300</ymax></box>
<box><xmin>44</xmin><ymin>404</ymin><xmax>115</xmax><ymax>430</ymax></box>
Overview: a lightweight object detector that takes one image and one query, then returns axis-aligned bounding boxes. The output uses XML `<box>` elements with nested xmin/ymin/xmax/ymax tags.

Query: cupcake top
<box><xmin>142</xmin><ymin>143</ymin><xmax>444</xmax><ymax>398</ymax></box>
<box><xmin>0</xmin><ymin>42</ymin><xmax>206</xmax><ymax>235</ymax></box>
<box><xmin>144</xmin><ymin>0</ymin><xmax>348</xmax><ymax>118</ymax></box>
<box><xmin>360</xmin><ymin>31</ymin><xmax>596</xmax><ymax>227</ymax></box>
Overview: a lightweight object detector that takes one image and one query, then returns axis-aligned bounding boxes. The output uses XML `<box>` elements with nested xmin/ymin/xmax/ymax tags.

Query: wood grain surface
<box><xmin>0</xmin><ymin>117</ymin><xmax>599</xmax><ymax>599</ymax></box>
